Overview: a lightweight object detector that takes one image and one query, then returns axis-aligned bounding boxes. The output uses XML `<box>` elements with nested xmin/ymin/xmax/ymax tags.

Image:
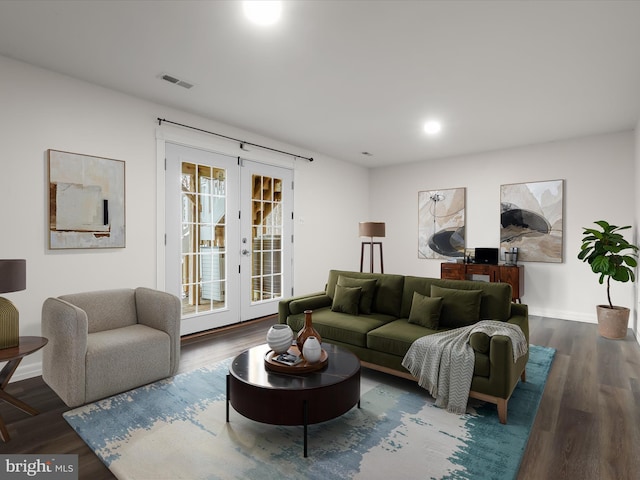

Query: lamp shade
<box><xmin>0</xmin><ymin>259</ymin><xmax>26</xmax><ymax>294</ymax></box>
<box><xmin>359</xmin><ymin>222</ymin><xmax>386</xmax><ymax>238</ymax></box>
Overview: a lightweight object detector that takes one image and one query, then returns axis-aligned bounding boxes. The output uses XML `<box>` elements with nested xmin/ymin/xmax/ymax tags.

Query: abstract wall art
<box><xmin>418</xmin><ymin>187</ymin><xmax>466</xmax><ymax>259</ymax></box>
<box><xmin>500</xmin><ymin>179</ymin><xmax>563</xmax><ymax>263</ymax></box>
<box><xmin>48</xmin><ymin>149</ymin><xmax>125</xmax><ymax>249</ymax></box>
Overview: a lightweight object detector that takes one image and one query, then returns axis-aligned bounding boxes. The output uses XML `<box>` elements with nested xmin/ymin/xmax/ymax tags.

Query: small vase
<box><xmin>302</xmin><ymin>336</ymin><xmax>322</xmax><ymax>363</ymax></box>
<box><xmin>266</xmin><ymin>324</ymin><xmax>294</xmax><ymax>354</ymax></box>
<box><xmin>296</xmin><ymin>310</ymin><xmax>322</xmax><ymax>352</ymax></box>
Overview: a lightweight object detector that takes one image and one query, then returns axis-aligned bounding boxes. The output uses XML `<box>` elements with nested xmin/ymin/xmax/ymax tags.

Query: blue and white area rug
<box><xmin>64</xmin><ymin>345</ymin><xmax>555</xmax><ymax>480</ymax></box>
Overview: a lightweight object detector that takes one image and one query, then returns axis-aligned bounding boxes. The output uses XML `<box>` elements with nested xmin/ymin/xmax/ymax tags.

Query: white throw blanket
<box><xmin>401</xmin><ymin>320</ymin><xmax>528</xmax><ymax>415</ymax></box>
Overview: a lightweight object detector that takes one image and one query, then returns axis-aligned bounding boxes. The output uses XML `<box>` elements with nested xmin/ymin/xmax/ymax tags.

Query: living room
<box><xmin>0</xmin><ymin>1</ymin><xmax>639</xmax><ymax>478</ymax></box>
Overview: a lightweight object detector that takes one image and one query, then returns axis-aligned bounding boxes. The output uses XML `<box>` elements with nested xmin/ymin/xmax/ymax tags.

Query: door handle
<box><xmin>241</xmin><ymin>249</ymin><xmax>251</xmax><ymax>256</ymax></box>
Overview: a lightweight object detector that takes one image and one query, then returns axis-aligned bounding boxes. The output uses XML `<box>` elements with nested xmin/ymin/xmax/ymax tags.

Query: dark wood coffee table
<box><xmin>226</xmin><ymin>342</ymin><xmax>360</xmax><ymax>457</ymax></box>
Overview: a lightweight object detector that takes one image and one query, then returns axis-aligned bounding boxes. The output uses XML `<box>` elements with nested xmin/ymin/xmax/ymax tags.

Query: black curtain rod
<box><xmin>157</xmin><ymin>118</ymin><xmax>314</xmax><ymax>162</ymax></box>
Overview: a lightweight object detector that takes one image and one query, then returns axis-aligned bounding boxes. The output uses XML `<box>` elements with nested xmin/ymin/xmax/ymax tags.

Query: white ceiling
<box><xmin>1</xmin><ymin>0</ymin><xmax>639</xmax><ymax>167</ymax></box>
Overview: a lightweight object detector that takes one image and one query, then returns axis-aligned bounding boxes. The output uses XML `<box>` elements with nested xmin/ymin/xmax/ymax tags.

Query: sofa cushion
<box><xmin>337</xmin><ymin>275</ymin><xmax>377</xmax><ymax>314</ymax></box>
<box><xmin>408</xmin><ymin>292</ymin><xmax>442</xmax><ymax>329</ymax></box>
<box><xmin>431</xmin><ymin>285</ymin><xmax>482</xmax><ymax>328</ymax></box>
<box><xmin>287</xmin><ymin>307</ymin><xmax>395</xmax><ymax>348</ymax></box>
<box><xmin>401</xmin><ymin>277</ymin><xmax>512</xmax><ymax>321</ymax></box>
<box><xmin>331</xmin><ymin>285</ymin><xmax>362</xmax><ymax>315</ymax></box>
<box><xmin>326</xmin><ymin>270</ymin><xmax>404</xmax><ymax>317</ymax></box>
<box><xmin>367</xmin><ymin>319</ymin><xmax>441</xmax><ymax>357</ymax></box>
<box><xmin>367</xmin><ymin>319</ymin><xmax>490</xmax><ymax>376</ymax></box>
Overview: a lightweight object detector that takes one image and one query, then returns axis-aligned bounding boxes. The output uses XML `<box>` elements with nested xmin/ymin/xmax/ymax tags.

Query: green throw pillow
<box><xmin>430</xmin><ymin>285</ymin><xmax>482</xmax><ymax>328</ymax></box>
<box><xmin>408</xmin><ymin>292</ymin><xmax>442</xmax><ymax>329</ymax></box>
<box><xmin>331</xmin><ymin>285</ymin><xmax>362</xmax><ymax>315</ymax></box>
<box><xmin>337</xmin><ymin>276</ymin><xmax>377</xmax><ymax>314</ymax></box>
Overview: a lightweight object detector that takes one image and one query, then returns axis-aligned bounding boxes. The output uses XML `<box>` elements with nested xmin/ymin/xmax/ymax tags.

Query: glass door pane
<box><xmin>181</xmin><ymin>162</ymin><xmax>227</xmax><ymax>317</ymax></box>
<box><xmin>251</xmin><ymin>174</ymin><xmax>283</xmax><ymax>302</ymax></box>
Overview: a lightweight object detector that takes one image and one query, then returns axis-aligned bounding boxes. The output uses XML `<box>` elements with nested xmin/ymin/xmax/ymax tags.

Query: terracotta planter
<box><xmin>596</xmin><ymin>305</ymin><xmax>630</xmax><ymax>339</ymax></box>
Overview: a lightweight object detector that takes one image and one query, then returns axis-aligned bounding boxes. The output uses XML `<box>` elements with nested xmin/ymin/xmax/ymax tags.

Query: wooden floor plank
<box><xmin>0</xmin><ymin>315</ymin><xmax>638</xmax><ymax>480</ymax></box>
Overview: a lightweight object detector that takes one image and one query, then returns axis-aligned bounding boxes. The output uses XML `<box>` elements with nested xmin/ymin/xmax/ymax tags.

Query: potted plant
<box><xmin>578</xmin><ymin>220</ymin><xmax>638</xmax><ymax>339</ymax></box>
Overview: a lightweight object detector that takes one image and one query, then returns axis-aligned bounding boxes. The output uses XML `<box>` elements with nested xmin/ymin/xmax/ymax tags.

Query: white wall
<box><xmin>370</xmin><ymin>132</ymin><xmax>636</xmax><ymax>323</ymax></box>
<box><xmin>0</xmin><ymin>55</ymin><xmax>369</xmax><ymax>380</ymax></box>
<box><xmin>635</xmin><ymin>118</ymin><xmax>640</xmax><ymax>342</ymax></box>
<box><xmin>2</xmin><ymin>52</ymin><xmax>636</xmax><ymax>383</ymax></box>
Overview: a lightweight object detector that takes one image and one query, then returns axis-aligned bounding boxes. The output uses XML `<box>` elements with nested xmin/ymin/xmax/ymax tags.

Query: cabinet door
<box><xmin>465</xmin><ymin>264</ymin><xmax>499</xmax><ymax>282</ymax></box>
<box><xmin>499</xmin><ymin>266</ymin><xmax>524</xmax><ymax>301</ymax></box>
<box><xmin>441</xmin><ymin>263</ymin><xmax>465</xmax><ymax>280</ymax></box>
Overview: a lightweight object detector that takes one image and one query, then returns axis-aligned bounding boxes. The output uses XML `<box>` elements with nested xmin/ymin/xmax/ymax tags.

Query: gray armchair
<box><xmin>41</xmin><ymin>287</ymin><xmax>181</xmax><ymax>407</ymax></box>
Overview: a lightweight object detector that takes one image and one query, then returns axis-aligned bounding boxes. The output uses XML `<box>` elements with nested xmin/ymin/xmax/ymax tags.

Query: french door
<box><xmin>240</xmin><ymin>159</ymin><xmax>293</xmax><ymax>320</ymax></box>
<box><xmin>165</xmin><ymin>143</ymin><xmax>292</xmax><ymax>335</ymax></box>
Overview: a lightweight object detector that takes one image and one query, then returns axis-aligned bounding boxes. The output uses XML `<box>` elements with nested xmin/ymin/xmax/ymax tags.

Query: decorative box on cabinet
<box><xmin>440</xmin><ymin>263</ymin><xmax>524</xmax><ymax>302</ymax></box>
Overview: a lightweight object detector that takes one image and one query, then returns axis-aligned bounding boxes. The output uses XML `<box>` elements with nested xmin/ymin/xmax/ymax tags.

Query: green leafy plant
<box><xmin>578</xmin><ymin>220</ymin><xmax>639</xmax><ymax>308</ymax></box>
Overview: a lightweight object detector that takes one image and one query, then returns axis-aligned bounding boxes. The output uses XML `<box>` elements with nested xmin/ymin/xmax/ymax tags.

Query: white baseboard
<box><xmin>528</xmin><ymin>307</ymin><xmax>596</xmax><ymax>324</ymax></box>
<box><xmin>11</xmin><ymin>362</ymin><xmax>43</xmax><ymax>383</ymax></box>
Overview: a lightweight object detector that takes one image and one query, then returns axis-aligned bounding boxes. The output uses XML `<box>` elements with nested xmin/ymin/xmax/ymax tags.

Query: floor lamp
<box><xmin>359</xmin><ymin>222</ymin><xmax>385</xmax><ymax>273</ymax></box>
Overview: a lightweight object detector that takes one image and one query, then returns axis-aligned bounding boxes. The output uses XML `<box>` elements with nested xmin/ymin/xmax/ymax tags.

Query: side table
<box><xmin>0</xmin><ymin>336</ymin><xmax>48</xmax><ymax>442</ymax></box>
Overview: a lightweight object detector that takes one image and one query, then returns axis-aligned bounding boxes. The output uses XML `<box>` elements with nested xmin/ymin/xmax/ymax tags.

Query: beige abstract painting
<box><xmin>48</xmin><ymin>149</ymin><xmax>125</xmax><ymax>249</ymax></box>
<box><xmin>418</xmin><ymin>187</ymin><xmax>466</xmax><ymax>259</ymax></box>
<box><xmin>500</xmin><ymin>180</ymin><xmax>563</xmax><ymax>262</ymax></box>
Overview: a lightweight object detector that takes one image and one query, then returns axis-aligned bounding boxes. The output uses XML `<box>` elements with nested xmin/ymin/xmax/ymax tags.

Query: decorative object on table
<box><xmin>504</xmin><ymin>247</ymin><xmax>518</xmax><ymax>265</ymax></box>
<box><xmin>302</xmin><ymin>336</ymin><xmax>322</xmax><ymax>363</ymax></box>
<box><xmin>296</xmin><ymin>310</ymin><xmax>321</xmax><ymax>351</ymax></box>
<box><xmin>359</xmin><ymin>221</ymin><xmax>385</xmax><ymax>273</ymax></box>
<box><xmin>264</xmin><ymin>345</ymin><xmax>329</xmax><ymax>373</ymax></box>
<box><xmin>418</xmin><ymin>188</ymin><xmax>465</xmax><ymax>259</ymax></box>
<box><xmin>0</xmin><ymin>259</ymin><xmax>26</xmax><ymax>349</ymax></box>
<box><xmin>500</xmin><ymin>179</ymin><xmax>563</xmax><ymax>263</ymax></box>
<box><xmin>266</xmin><ymin>324</ymin><xmax>293</xmax><ymax>354</ymax></box>
<box><xmin>64</xmin><ymin>345</ymin><xmax>554</xmax><ymax>480</ymax></box>
<box><xmin>48</xmin><ymin>149</ymin><xmax>125</xmax><ymax>249</ymax></box>
<box><xmin>272</xmin><ymin>351</ymin><xmax>302</xmax><ymax>366</ymax></box>
<box><xmin>578</xmin><ymin>220</ymin><xmax>638</xmax><ymax>339</ymax></box>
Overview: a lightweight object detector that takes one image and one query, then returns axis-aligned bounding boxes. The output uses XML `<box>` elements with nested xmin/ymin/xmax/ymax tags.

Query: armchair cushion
<box><xmin>85</xmin><ymin>324</ymin><xmax>171</xmax><ymax>403</ymax></box>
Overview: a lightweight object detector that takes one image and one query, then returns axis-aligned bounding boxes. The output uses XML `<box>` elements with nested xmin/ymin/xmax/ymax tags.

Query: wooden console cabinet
<box><xmin>440</xmin><ymin>263</ymin><xmax>524</xmax><ymax>302</ymax></box>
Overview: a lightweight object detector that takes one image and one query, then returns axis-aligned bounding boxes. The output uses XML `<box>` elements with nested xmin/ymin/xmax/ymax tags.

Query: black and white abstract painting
<box><xmin>500</xmin><ymin>180</ymin><xmax>563</xmax><ymax>263</ymax></box>
<box><xmin>418</xmin><ymin>187</ymin><xmax>466</xmax><ymax>259</ymax></box>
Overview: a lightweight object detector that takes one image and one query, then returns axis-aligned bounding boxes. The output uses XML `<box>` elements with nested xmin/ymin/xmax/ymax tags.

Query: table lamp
<box><xmin>359</xmin><ymin>222</ymin><xmax>385</xmax><ymax>273</ymax></box>
<box><xmin>0</xmin><ymin>259</ymin><xmax>26</xmax><ymax>349</ymax></box>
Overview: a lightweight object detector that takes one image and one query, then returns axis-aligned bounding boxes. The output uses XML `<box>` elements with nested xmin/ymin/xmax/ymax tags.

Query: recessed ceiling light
<box><xmin>243</xmin><ymin>1</ymin><xmax>282</xmax><ymax>26</ymax></box>
<box><xmin>423</xmin><ymin>120</ymin><xmax>442</xmax><ymax>135</ymax></box>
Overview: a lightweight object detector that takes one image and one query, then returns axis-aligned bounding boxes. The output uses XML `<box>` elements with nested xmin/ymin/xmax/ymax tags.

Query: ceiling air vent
<box><xmin>159</xmin><ymin>73</ymin><xmax>194</xmax><ymax>90</ymax></box>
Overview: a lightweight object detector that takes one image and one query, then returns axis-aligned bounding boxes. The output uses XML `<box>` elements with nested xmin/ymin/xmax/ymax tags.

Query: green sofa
<box><xmin>279</xmin><ymin>269</ymin><xmax>529</xmax><ymax>424</ymax></box>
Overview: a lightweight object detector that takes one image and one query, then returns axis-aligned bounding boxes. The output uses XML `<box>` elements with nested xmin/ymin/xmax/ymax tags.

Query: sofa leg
<box><xmin>497</xmin><ymin>399</ymin><xmax>507</xmax><ymax>424</ymax></box>
<box><xmin>521</xmin><ymin>368</ymin><xmax>526</xmax><ymax>383</ymax></box>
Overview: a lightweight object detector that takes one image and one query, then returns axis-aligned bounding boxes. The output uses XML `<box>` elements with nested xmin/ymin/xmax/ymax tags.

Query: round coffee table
<box><xmin>226</xmin><ymin>342</ymin><xmax>360</xmax><ymax>457</ymax></box>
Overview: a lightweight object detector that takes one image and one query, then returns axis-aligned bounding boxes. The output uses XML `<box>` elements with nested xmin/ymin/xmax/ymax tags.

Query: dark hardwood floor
<box><xmin>0</xmin><ymin>315</ymin><xmax>638</xmax><ymax>479</ymax></box>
